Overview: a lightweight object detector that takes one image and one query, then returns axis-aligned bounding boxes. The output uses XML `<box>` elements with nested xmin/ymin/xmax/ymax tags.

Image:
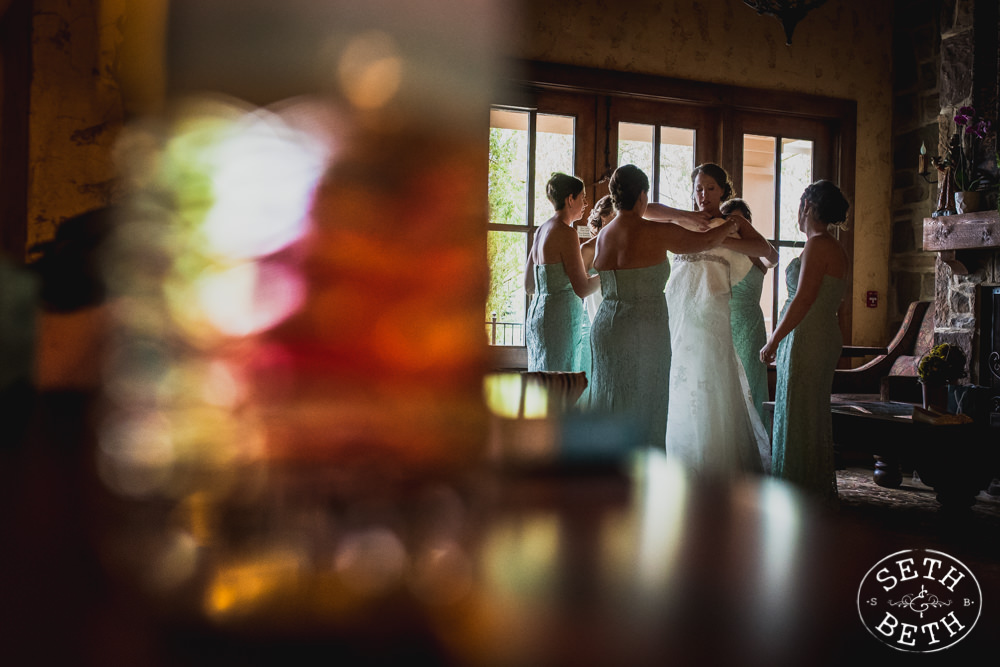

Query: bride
<box><xmin>664</xmin><ymin>164</ymin><xmax>772</xmax><ymax>477</ymax></box>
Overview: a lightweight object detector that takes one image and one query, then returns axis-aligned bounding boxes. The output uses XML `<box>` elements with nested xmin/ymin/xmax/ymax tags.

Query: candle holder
<box><xmin>930</xmin><ymin>156</ymin><xmax>955</xmax><ymax>217</ymax></box>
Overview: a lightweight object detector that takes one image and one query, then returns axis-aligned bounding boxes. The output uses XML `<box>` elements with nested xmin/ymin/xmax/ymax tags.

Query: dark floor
<box><xmin>835</xmin><ymin>466</ymin><xmax>1000</xmax><ymax>601</ymax></box>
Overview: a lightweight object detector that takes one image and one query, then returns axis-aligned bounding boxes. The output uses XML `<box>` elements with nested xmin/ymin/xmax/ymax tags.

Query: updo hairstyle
<box><xmin>609</xmin><ymin>164</ymin><xmax>649</xmax><ymax>211</ymax></box>
<box><xmin>801</xmin><ymin>180</ymin><xmax>850</xmax><ymax>228</ymax></box>
<box><xmin>719</xmin><ymin>197</ymin><xmax>752</xmax><ymax>222</ymax></box>
<box><xmin>587</xmin><ymin>195</ymin><xmax>614</xmax><ymax>232</ymax></box>
<box><xmin>691</xmin><ymin>163</ymin><xmax>734</xmax><ymax>202</ymax></box>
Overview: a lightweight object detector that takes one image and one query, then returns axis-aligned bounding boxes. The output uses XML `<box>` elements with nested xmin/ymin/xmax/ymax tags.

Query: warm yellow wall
<box><xmin>27</xmin><ymin>0</ymin><xmax>167</xmax><ymax>252</ymax></box>
<box><xmin>28</xmin><ymin>0</ymin><xmax>125</xmax><ymax>250</ymax></box>
<box><xmin>506</xmin><ymin>0</ymin><xmax>894</xmax><ymax>345</ymax></box>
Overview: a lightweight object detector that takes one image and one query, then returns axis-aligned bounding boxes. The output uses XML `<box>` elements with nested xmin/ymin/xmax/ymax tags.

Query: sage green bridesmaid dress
<box><xmin>579</xmin><ymin>268</ymin><xmax>602</xmax><ymax>405</ymax></box>
<box><xmin>730</xmin><ymin>266</ymin><xmax>771</xmax><ymax>431</ymax></box>
<box><xmin>771</xmin><ymin>256</ymin><xmax>846</xmax><ymax>501</ymax></box>
<box><xmin>526</xmin><ymin>263</ymin><xmax>584</xmax><ymax>373</ymax></box>
<box><xmin>588</xmin><ymin>260</ymin><xmax>671</xmax><ymax>448</ymax></box>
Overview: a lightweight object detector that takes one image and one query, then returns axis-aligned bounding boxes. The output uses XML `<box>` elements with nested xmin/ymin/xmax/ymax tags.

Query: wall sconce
<box><xmin>743</xmin><ymin>0</ymin><xmax>828</xmax><ymax>45</ymax></box>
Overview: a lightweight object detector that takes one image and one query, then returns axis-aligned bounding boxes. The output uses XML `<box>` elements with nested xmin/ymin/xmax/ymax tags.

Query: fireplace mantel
<box><xmin>922</xmin><ymin>210</ymin><xmax>1000</xmax><ymax>274</ymax></box>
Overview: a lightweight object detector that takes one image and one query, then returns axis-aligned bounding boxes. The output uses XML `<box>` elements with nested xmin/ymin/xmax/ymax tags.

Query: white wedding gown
<box><xmin>664</xmin><ymin>245</ymin><xmax>771</xmax><ymax>477</ymax></box>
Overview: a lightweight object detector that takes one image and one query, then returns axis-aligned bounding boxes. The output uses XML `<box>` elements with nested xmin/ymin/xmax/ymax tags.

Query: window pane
<box><xmin>775</xmin><ymin>245</ymin><xmax>804</xmax><ymax>322</ymax></box>
<box><xmin>534</xmin><ymin>114</ymin><xmax>575</xmax><ymax>226</ymax></box>
<box><xmin>760</xmin><ymin>265</ymin><xmax>776</xmax><ymax>337</ymax></box>
<box><xmin>779</xmin><ymin>138</ymin><xmax>813</xmax><ymax>243</ymax></box>
<box><xmin>742</xmin><ymin>134</ymin><xmax>776</xmax><ymax>239</ymax></box>
<box><xmin>618</xmin><ymin>122</ymin><xmax>654</xmax><ymax>179</ymax></box>
<box><xmin>658</xmin><ymin>126</ymin><xmax>695</xmax><ymax>210</ymax></box>
<box><xmin>489</xmin><ymin>109</ymin><xmax>529</xmax><ymax>226</ymax></box>
<box><xmin>486</xmin><ymin>230</ymin><xmax>527</xmax><ymax>346</ymax></box>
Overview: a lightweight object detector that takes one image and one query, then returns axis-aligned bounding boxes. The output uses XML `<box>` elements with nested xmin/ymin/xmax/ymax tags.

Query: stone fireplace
<box><xmin>923</xmin><ymin>211</ymin><xmax>1000</xmax><ymax>386</ymax></box>
<box><xmin>916</xmin><ymin>0</ymin><xmax>1000</xmax><ymax>390</ymax></box>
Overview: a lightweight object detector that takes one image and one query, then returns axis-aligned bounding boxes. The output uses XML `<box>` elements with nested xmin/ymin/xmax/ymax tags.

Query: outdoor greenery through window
<box><xmin>487</xmin><ymin>117</ymin><xmax>816</xmax><ymax>345</ymax></box>
<box><xmin>618</xmin><ymin>123</ymin><xmax>695</xmax><ymax>211</ymax></box>
<box><xmin>485</xmin><ymin>75</ymin><xmax>850</xmax><ymax>352</ymax></box>
<box><xmin>487</xmin><ymin>109</ymin><xmax>574</xmax><ymax>346</ymax></box>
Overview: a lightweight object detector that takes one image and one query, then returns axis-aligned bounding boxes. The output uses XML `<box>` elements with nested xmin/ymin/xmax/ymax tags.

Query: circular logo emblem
<box><xmin>858</xmin><ymin>548</ymin><xmax>982</xmax><ymax>652</ymax></box>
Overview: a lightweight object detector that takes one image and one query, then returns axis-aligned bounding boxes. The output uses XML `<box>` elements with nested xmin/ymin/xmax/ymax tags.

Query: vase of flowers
<box><xmin>917</xmin><ymin>343</ymin><xmax>967</xmax><ymax>412</ymax></box>
<box><xmin>949</xmin><ymin>106</ymin><xmax>995</xmax><ymax>212</ymax></box>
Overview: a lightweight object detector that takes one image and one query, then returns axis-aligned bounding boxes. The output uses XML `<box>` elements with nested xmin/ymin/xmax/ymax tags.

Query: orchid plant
<box><xmin>949</xmin><ymin>106</ymin><xmax>995</xmax><ymax>193</ymax></box>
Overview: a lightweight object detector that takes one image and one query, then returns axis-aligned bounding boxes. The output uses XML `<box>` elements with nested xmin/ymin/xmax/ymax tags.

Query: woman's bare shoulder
<box><xmin>805</xmin><ymin>233</ymin><xmax>849</xmax><ymax>276</ymax></box>
<box><xmin>805</xmin><ymin>233</ymin><xmax>845</xmax><ymax>255</ymax></box>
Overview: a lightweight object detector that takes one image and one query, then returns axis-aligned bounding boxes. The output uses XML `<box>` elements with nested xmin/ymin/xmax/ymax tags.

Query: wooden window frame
<box><xmin>492</xmin><ymin>60</ymin><xmax>857</xmax><ymax>366</ymax></box>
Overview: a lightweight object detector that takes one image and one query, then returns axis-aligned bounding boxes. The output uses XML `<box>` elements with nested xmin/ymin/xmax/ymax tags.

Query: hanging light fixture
<box><xmin>743</xmin><ymin>0</ymin><xmax>828</xmax><ymax>45</ymax></box>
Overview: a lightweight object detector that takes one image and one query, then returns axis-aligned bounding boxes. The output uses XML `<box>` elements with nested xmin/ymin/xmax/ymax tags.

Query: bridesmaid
<box><xmin>760</xmin><ymin>180</ymin><xmax>849</xmax><ymax>503</ymax></box>
<box><xmin>589</xmin><ymin>164</ymin><xmax>735</xmax><ymax>448</ymax></box>
<box><xmin>579</xmin><ymin>195</ymin><xmax>615</xmax><ymax>403</ymax></box>
<box><xmin>524</xmin><ymin>173</ymin><xmax>600</xmax><ymax>372</ymax></box>
<box><xmin>719</xmin><ymin>197</ymin><xmax>778</xmax><ymax>431</ymax></box>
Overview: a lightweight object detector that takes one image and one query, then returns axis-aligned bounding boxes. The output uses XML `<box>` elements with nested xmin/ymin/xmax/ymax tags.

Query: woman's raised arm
<box><xmin>643</xmin><ymin>202</ymin><xmax>712</xmax><ymax>231</ymax></box>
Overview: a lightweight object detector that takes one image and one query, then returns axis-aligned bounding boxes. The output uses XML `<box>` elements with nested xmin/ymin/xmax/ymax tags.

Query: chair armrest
<box><xmin>840</xmin><ymin>346</ymin><xmax>889</xmax><ymax>357</ymax></box>
<box><xmin>831</xmin><ymin>301</ymin><xmax>931</xmax><ymax>394</ymax></box>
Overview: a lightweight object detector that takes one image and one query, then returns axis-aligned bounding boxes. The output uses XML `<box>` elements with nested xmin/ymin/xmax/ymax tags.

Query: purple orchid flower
<box><xmin>964</xmin><ymin>118</ymin><xmax>991</xmax><ymax>138</ymax></box>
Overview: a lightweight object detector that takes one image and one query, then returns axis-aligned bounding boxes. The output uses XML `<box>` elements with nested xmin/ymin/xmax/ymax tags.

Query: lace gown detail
<box><xmin>772</xmin><ymin>257</ymin><xmax>846</xmax><ymax>501</ymax></box>
<box><xmin>588</xmin><ymin>260</ymin><xmax>671</xmax><ymax>448</ymax></box>
<box><xmin>526</xmin><ymin>263</ymin><xmax>584</xmax><ymax>372</ymax></box>
<box><xmin>730</xmin><ymin>266</ymin><xmax>771</xmax><ymax>431</ymax></box>
<box><xmin>664</xmin><ymin>248</ymin><xmax>770</xmax><ymax>477</ymax></box>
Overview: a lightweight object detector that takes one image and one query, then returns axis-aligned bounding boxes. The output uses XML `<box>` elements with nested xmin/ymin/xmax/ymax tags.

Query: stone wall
<box><xmin>932</xmin><ymin>0</ymin><xmax>1000</xmax><ymax>385</ymax></box>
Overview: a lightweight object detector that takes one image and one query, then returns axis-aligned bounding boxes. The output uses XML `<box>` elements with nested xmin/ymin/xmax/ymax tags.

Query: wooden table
<box><xmin>767</xmin><ymin>394</ymin><xmax>998</xmax><ymax>510</ymax></box>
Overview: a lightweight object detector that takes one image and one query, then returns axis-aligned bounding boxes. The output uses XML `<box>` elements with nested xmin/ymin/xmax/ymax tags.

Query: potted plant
<box><xmin>949</xmin><ymin>106</ymin><xmax>995</xmax><ymax>213</ymax></box>
<box><xmin>917</xmin><ymin>343</ymin><xmax>967</xmax><ymax>411</ymax></box>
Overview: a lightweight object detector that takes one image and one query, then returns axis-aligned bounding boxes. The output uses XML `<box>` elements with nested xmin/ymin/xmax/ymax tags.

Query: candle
<box><xmin>918</xmin><ymin>142</ymin><xmax>929</xmax><ymax>175</ymax></box>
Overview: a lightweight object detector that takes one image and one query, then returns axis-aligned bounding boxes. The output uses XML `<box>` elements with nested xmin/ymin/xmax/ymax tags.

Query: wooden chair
<box><xmin>518</xmin><ymin>371</ymin><xmax>588</xmax><ymax>416</ymax></box>
<box><xmin>831</xmin><ymin>301</ymin><xmax>934</xmax><ymax>399</ymax></box>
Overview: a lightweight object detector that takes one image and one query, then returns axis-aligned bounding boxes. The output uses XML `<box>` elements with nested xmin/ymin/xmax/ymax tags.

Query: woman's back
<box><xmin>526</xmin><ymin>262</ymin><xmax>583</xmax><ymax>372</ymax></box>
<box><xmin>589</xmin><ymin>261</ymin><xmax>671</xmax><ymax>448</ymax></box>
<box><xmin>594</xmin><ymin>218</ymin><xmax>672</xmax><ymax>271</ymax></box>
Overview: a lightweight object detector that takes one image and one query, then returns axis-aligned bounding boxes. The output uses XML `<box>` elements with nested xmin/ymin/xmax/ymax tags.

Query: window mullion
<box><xmin>772</xmin><ymin>135</ymin><xmax>783</xmax><ymax>330</ymax></box>
<box><xmin>524</xmin><ymin>110</ymin><xmax>538</xmax><ymax>326</ymax></box>
<box><xmin>527</xmin><ymin>111</ymin><xmax>538</xmax><ymax>232</ymax></box>
<box><xmin>652</xmin><ymin>125</ymin><xmax>661</xmax><ymax>202</ymax></box>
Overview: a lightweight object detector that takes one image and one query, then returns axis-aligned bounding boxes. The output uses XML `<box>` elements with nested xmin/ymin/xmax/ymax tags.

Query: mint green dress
<box><xmin>772</xmin><ymin>257</ymin><xmax>846</xmax><ymax>501</ymax></box>
<box><xmin>526</xmin><ymin>263</ymin><xmax>584</xmax><ymax>372</ymax></box>
<box><xmin>730</xmin><ymin>265</ymin><xmax>771</xmax><ymax>431</ymax></box>
<box><xmin>579</xmin><ymin>269</ymin><xmax>602</xmax><ymax>405</ymax></box>
<box><xmin>588</xmin><ymin>260</ymin><xmax>671</xmax><ymax>448</ymax></box>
